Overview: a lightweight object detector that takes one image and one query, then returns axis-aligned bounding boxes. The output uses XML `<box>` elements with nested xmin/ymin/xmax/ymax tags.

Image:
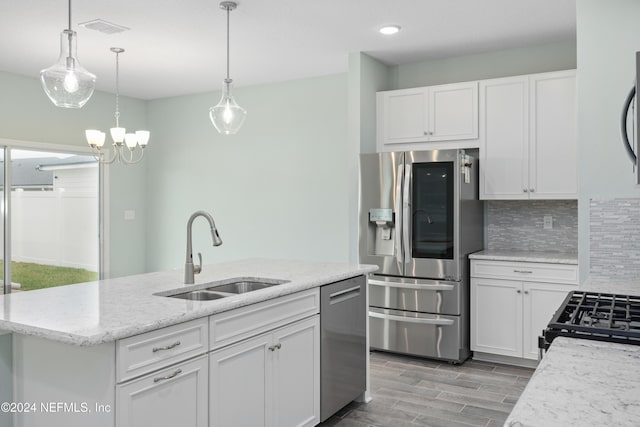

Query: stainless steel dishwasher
<box><xmin>320</xmin><ymin>275</ymin><xmax>367</xmax><ymax>422</ymax></box>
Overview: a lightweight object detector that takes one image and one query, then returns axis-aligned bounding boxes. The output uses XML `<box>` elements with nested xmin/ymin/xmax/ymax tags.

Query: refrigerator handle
<box><xmin>402</xmin><ymin>163</ymin><xmax>412</xmax><ymax>263</ymax></box>
<box><xmin>394</xmin><ymin>163</ymin><xmax>404</xmax><ymax>265</ymax></box>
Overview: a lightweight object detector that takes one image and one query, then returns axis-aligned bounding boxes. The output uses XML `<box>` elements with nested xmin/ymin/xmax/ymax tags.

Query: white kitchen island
<box><xmin>0</xmin><ymin>258</ymin><xmax>377</xmax><ymax>427</ymax></box>
<box><xmin>505</xmin><ymin>277</ymin><xmax>640</xmax><ymax>427</ymax></box>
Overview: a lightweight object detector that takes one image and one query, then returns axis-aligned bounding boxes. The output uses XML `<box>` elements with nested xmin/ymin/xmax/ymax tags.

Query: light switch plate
<box><xmin>124</xmin><ymin>210</ymin><xmax>136</xmax><ymax>220</ymax></box>
<box><xmin>543</xmin><ymin>215</ymin><xmax>552</xmax><ymax>229</ymax></box>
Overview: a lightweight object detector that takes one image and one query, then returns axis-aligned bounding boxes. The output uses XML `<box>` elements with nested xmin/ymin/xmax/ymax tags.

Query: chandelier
<box><xmin>85</xmin><ymin>48</ymin><xmax>149</xmax><ymax>164</ymax></box>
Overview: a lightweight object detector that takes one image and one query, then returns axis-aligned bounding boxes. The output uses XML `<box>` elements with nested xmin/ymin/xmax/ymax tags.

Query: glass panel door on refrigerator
<box><xmin>411</xmin><ymin>162</ymin><xmax>454</xmax><ymax>260</ymax></box>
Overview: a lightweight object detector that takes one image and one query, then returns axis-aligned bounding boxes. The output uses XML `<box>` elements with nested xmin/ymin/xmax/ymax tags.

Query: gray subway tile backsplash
<box><xmin>590</xmin><ymin>198</ymin><xmax>640</xmax><ymax>278</ymax></box>
<box><xmin>487</xmin><ymin>200</ymin><xmax>578</xmax><ymax>253</ymax></box>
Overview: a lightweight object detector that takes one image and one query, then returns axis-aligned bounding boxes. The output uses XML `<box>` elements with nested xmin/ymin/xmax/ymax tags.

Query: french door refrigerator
<box><xmin>359</xmin><ymin>149</ymin><xmax>483</xmax><ymax>363</ymax></box>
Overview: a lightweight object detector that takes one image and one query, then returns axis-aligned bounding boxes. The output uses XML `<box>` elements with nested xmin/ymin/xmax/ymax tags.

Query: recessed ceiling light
<box><xmin>379</xmin><ymin>25</ymin><xmax>401</xmax><ymax>35</ymax></box>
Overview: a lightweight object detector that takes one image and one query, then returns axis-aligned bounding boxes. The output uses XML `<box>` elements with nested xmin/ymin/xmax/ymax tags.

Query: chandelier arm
<box><xmin>91</xmin><ymin>146</ymin><xmax>119</xmax><ymax>165</ymax></box>
<box><xmin>119</xmin><ymin>147</ymin><xmax>144</xmax><ymax>165</ymax></box>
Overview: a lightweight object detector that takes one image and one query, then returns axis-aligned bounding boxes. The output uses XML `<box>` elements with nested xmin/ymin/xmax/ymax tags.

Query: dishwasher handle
<box><xmin>369</xmin><ymin>310</ymin><xmax>454</xmax><ymax>326</ymax></box>
<box><xmin>329</xmin><ymin>285</ymin><xmax>361</xmax><ymax>305</ymax></box>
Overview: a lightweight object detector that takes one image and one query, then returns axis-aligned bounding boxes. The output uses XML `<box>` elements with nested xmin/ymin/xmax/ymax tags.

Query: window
<box><xmin>1</xmin><ymin>144</ymin><xmax>101</xmax><ymax>294</ymax></box>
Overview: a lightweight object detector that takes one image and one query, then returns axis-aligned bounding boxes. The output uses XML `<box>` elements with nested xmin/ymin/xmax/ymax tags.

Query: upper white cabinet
<box><xmin>376</xmin><ymin>81</ymin><xmax>479</xmax><ymax>151</ymax></box>
<box><xmin>479</xmin><ymin>70</ymin><xmax>577</xmax><ymax>199</ymax></box>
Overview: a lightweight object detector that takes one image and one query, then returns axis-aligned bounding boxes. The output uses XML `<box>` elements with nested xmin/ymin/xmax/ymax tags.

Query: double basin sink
<box><xmin>156</xmin><ymin>277</ymin><xmax>289</xmax><ymax>301</ymax></box>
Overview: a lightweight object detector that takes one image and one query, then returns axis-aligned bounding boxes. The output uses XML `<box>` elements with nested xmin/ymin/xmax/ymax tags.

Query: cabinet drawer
<box><xmin>117</xmin><ymin>318</ymin><xmax>208</xmax><ymax>383</ymax></box>
<box><xmin>210</xmin><ymin>288</ymin><xmax>319</xmax><ymax>350</ymax></box>
<box><xmin>471</xmin><ymin>260</ymin><xmax>578</xmax><ymax>284</ymax></box>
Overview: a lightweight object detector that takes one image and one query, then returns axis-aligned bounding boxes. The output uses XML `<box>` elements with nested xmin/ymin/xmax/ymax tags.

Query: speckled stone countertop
<box><xmin>504</xmin><ymin>338</ymin><xmax>640</xmax><ymax>427</ymax></box>
<box><xmin>469</xmin><ymin>250</ymin><xmax>578</xmax><ymax>264</ymax></box>
<box><xmin>506</xmin><ymin>276</ymin><xmax>640</xmax><ymax>426</ymax></box>
<box><xmin>0</xmin><ymin>258</ymin><xmax>377</xmax><ymax>346</ymax></box>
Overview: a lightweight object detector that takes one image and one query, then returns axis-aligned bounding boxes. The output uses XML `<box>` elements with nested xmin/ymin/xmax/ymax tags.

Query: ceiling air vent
<box><xmin>78</xmin><ymin>19</ymin><xmax>130</xmax><ymax>35</ymax></box>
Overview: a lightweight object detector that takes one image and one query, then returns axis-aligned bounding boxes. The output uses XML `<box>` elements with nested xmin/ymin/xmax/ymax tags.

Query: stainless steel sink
<box><xmin>207</xmin><ymin>281</ymin><xmax>276</xmax><ymax>294</ymax></box>
<box><xmin>156</xmin><ymin>277</ymin><xmax>289</xmax><ymax>301</ymax></box>
<box><xmin>170</xmin><ymin>290</ymin><xmax>228</xmax><ymax>301</ymax></box>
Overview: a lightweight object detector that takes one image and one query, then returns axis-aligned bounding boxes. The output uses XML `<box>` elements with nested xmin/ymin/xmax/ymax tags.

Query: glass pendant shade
<box><xmin>110</xmin><ymin>127</ymin><xmax>126</xmax><ymax>144</ymax></box>
<box><xmin>209</xmin><ymin>79</ymin><xmax>247</xmax><ymax>135</ymax></box>
<box><xmin>85</xmin><ymin>130</ymin><xmax>106</xmax><ymax>148</ymax></box>
<box><xmin>40</xmin><ymin>30</ymin><xmax>96</xmax><ymax>108</ymax></box>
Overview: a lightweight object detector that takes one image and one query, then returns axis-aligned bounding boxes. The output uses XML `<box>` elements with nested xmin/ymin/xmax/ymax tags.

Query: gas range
<box><xmin>539</xmin><ymin>290</ymin><xmax>640</xmax><ymax>352</ymax></box>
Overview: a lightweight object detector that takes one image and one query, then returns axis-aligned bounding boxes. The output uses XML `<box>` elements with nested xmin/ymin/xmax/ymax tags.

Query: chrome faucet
<box><xmin>185</xmin><ymin>210</ymin><xmax>223</xmax><ymax>284</ymax></box>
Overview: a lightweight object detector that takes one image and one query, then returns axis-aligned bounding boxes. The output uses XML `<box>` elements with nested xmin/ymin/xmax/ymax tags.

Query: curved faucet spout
<box><xmin>185</xmin><ymin>210</ymin><xmax>223</xmax><ymax>284</ymax></box>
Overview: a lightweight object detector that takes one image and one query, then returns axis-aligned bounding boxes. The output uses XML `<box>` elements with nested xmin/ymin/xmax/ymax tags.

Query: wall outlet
<box><xmin>543</xmin><ymin>215</ymin><xmax>553</xmax><ymax>230</ymax></box>
<box><xmin>124</xmin><ymin>210</ymin><xmax>136</xmax><ymax>221</ymax></box>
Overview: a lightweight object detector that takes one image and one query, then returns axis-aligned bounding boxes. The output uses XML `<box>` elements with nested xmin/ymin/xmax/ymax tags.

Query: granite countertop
<box><xmin>469</xmin><ymin>250</ymin><xmax>578</xmax><ymax>265</ymax></box>
<box><xmin>505</xmin><ymin>338</ymin><xmax>640</xmax><ymax>427</ymax></box>
<box><xmin>506</xmin><ymin>276</ymin><xmax>640</xmax><ymax>426</ymax></box>
<box><xmin>0</xmin><ymin>258</ymin><xmax>377</xmax><ymax>346</ymax></box>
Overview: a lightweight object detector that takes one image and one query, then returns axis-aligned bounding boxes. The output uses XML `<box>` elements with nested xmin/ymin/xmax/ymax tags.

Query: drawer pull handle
<box><xmin>513</xmin><ymin>270</ymin><xmax>533</xmax><ymax>274</ymax></box>
<box><xmin>152</xmin><ymin>341</ymin><xmax>181</xmax><ymax>353</ymax></box>
<box><xmin>153</xmin><ymin>369</ymin><xmax>182</xmax><ymax>383</ymax></box>
<box><xmin>268</xmin><ymin>343</ymin><xmax>282</xmax><ymax>352</ymax></box>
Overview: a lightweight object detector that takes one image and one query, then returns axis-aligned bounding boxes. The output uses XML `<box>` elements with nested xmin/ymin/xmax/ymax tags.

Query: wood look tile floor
<box><xmin>320</xmin><ymin>351</ymin><xmax>534</xmax><ymax>427</ymax></box>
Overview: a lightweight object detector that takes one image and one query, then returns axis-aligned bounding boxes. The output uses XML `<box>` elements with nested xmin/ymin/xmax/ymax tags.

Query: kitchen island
<box><xmin>505</xmin><ymin>277</ymin><xmax>640</xmax><ymax>426</ymax></box>
<box><xmin>0</xmin><ymin>258</ymin><xmax>377</xmax><ymax>427</ymax></box>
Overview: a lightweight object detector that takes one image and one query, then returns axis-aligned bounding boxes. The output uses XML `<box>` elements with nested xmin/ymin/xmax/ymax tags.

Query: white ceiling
<box><xmin>0</xmin><ymin>0</ymin><xmax>576</xmax><ymax>100</ymax></box>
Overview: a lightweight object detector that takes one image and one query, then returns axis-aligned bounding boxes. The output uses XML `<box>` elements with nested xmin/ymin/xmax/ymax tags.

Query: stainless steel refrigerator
<box><xmin>359</xmin><ymin>149</ymin><xmax>483</xmax><ymax>363</ymax></box>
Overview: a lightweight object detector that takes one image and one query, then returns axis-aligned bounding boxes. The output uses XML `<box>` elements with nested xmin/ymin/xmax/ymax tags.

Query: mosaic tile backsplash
<box><xmin>487</xmin><ymin>200</ymin><xmax>578</xmax><ymax>253</ymax></box>
<box><xmin>590</xmin><ymin>198</ymin><xmax>640</xmax><ymax>278</ymax></box>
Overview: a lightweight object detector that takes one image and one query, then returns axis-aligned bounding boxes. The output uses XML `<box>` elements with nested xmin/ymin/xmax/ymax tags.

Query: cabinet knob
<box><xmin>517</xmin><ymin>289</ymin><xmax>522</xmax><ymax>294</ymax></box>
<box><xmin>523</xmin><ymin>189</ymin><xmax>529</xmax><ymax>193</ymax></box>
<box><xmin>529</xmin><ymin>188</ymin><xmax>535</xmax><ymax>193</ymax></box>
<box><xmin>424</xmin><ymin>131</ymin><xmax>429</xmax><ymax>136</ymax></box>
<box><xmin>524</xmin><ymin>290</ymin><xmax>529</xmax><ymax>295</ymax></box>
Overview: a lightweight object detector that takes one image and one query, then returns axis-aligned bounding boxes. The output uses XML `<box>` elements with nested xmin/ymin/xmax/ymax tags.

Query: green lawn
<box><xmin>0</xmin><ymin>261</ymin><xmax>98</xmax><ymax>291</ymax></box>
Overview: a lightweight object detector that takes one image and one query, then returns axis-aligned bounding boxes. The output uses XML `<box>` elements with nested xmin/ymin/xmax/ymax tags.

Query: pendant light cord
<box><xmin>226</xmin><ymin>5</ymin><xmax>230</xmax><ymax>80</ymax></box>
<box><xmin>115</xmin><ymin>51</ymin><xmax>120</xmax><ymax>127</ymax></box>
<box><xmin>67</xmin><ymin>0</ymin><xmax>73</xmax><ymax>63</ymax></box>
<box><xmin>68</xmin><ymin>0</ymin><xmax>72</xmax><ymax>30</ymax></box>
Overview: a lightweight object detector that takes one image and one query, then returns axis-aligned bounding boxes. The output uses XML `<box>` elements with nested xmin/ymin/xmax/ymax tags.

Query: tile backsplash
<box><xmin>590</xmin><ymin>198</ymin><xmax>640</xmax><ymax>278</ymax></box>
<box><xmin>487</xmin><ymin>200</ymin><xmax>578</xmax><ymax>253</ymax></box>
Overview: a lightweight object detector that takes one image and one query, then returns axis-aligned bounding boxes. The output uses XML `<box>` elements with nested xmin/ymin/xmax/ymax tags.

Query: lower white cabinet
<box><xmin>116</xmin><ymin>355</ymin><xmax>209</xmax><ymax>427</ymax></box>
<box><xmin>470</xmin><ymin>260</ymin><xmax>577</xmax><ymax>361</ymax></box>
<box><xmin>209</xmin><ymin>315</ymin><xmax>320</xmax><ymax>427</ymax></box>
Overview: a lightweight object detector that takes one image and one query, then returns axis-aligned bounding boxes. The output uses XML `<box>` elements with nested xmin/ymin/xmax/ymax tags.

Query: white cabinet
<box><xmin>116</xmin><ymin>355</ymin><xmax>208</xmax><ymax>427</ymax></box>
<box><xmin>376</xmin><ymin>81</ymin><xmax>478</xmax><ymax>150</ymax></box>
<box><xmin>470</xmin><ymin>260</ymin><xmax>578</xmax><ymax>362</ymax></box>
<box><xmin>479</xmin><ymin>70</ymin><xmax>577</xmax><ymax>200</ymax></box>
<box><xmin>209</xmin><ymin>315</ymin><xmax>320</xmax><ymax>427</ymax></box>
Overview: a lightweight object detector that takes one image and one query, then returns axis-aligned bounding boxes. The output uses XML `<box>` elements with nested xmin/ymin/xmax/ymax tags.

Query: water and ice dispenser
<box><xmin>368</xmin><ymin>208</ymin><xmax>395</xmax><ymax>256</ymax></box>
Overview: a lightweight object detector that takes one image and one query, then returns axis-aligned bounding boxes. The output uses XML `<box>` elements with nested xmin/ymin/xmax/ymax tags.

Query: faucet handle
<box><xmin>194</xmin><ymin>252</ymin><xmax>202</xmax><ymax>275</ymax></box>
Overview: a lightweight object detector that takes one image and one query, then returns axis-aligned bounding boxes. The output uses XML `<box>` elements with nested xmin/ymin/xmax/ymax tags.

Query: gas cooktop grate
<box><xmin>540</xmin><ymin>291</ymin><xmax>640</xmax><ymax>351</ymax></box>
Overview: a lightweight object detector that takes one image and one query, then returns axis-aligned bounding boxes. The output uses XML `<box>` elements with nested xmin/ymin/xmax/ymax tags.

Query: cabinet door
<box><xmin>377</xmin><ymin>88</ymin><xmax>428</xmax><ymax>144</ymax></box>
<box><xmin>522</xmin><ymin>282</ymin><xmax>576</xmax><ymax>360</ymax></box>
<box><xmin>479</xmin><ymin>76</ymin><xmax>529</xmax><ymax>199</ymax></box>
<box><xmin>117</xmin><ymin>355</ymin><xmax>208</xmax><ymax>427</ymax></box>
<box><xmin>428</xmin><ymin>81</ymin><xmax>478</xmax><ymax>141</ymax></box>
<box><xmin>209</xmin><ymin>334</ymin><xmax>272</xmax><ymax>427</ymax></box>
<box><xmin>528</xmin><ymin>70</ymin><xmax>577</xmax><ymax>199</ymax></box>
<box><xmin>272</xmin><ymin>315</ymin><xmax>320</xmax><ymax>427</ymax></box>
<box><xmin>471</xmin><ymin>278</ymin><xmax>523</xmax><ymax>357</ymax></box>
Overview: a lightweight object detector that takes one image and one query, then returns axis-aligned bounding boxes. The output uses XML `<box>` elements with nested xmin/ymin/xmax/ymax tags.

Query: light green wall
<box><xmin>391</xmin><ymin>40</ymin><xmax>577</xmax><ymax>89</ymax></box>
<box><xmin>0</xmin><ymin>70</ymin><xmax>147</xmax><ymax>279</ymax></box>
<box><xmin>144</xmin><ymin>74</ymin><xmax>350</xmax><ymax>271</ymax></box>
<box><xmin>576</xmin><ymin>0</ymin><xmax>640</xmax><ymax>281</ymax></box>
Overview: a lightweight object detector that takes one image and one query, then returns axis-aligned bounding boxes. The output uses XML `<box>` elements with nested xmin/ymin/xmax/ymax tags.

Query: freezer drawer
<box><xmin>369</xmin><ymin>275</ymin><xmax>462</xmax><ymax>315</ymax></box>
<box><xmin>369</xmin><ymin>307</ymin><xmax>469</xmax><ymax>363</ymax></box>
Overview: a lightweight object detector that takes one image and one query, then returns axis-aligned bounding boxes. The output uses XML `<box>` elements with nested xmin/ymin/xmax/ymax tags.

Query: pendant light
<box><xmin>40</xmin><ymin>0</ymin><xmax>96</xmax><ymax>108</ymax></box>
<box><xmin>85</xmin><ymin>48</ymin><xmax>149</xmax><ymax>164</ymax></box>
<box><xmin>210</xmin><ymin>1</ymin><xmax>247</xmax><ymax>135</ymax></box>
